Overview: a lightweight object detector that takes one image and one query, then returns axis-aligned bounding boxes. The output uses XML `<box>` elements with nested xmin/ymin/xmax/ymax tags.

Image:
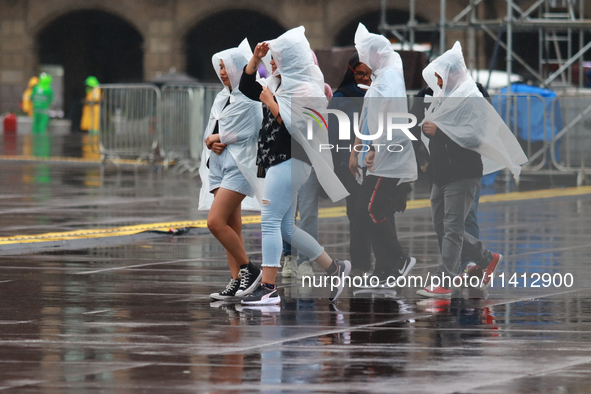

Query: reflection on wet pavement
<box><xmin>0</xmin><ymin>134</ymin><xmax>591</xmax><ymax>392</ymax></box>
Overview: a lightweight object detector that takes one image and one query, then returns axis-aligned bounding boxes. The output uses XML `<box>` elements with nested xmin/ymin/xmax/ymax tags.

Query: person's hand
<box><xmin>253</xmin><ymin>42</ymin><xmax>269</xmax><ymax>59</ymax></box>
<box><xmin>365</xmin><ymin>150</ymin><xmax>375</xmax><ymax>172</ymax></box>
<box><xmin>211</xmin><ymin>142</ymin><xmax>227</xmax><ymax>155</ymax></box>
<box><xmin>206</xmin><ymin>134</ymin><xmax>220</xmax><ymax>149</ymax></box>
<box><xmin>349</xmin><ymin>154</ymin><xmax>360</xmax><ymax>177</ymax></box>
<box><xmin>422</xmin><ymin>121</ymin><xmax>437</xmax><ymax>137</ymax></box>
<box><xmin>259</xmin><ymin>87</ymin><xmax>274</xmax><ymax>107</ymax></box>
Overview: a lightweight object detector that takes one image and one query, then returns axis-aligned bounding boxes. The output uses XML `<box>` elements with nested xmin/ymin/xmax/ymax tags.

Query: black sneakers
<box><xmin>241</xmin><ymin>284</ymin><xmax>281</xmax><ymax>305</ymax></box>
<box><xmin>235</xmin><ymin>261</ymin><xmax>263</xmax><ymax>297</ymax></box>
<box><xmin>329</xmin><ymin>259</ymin><xmax>351</xmax><ymax>303</ymax></box>
<box><xmin>210</xmin><ymin>278</ymin><xmax>240</xmax><ymax>300</ymax></box>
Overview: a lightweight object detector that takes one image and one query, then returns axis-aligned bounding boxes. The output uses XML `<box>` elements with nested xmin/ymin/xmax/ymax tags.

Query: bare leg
<box><xmin>208</xmin><ymin>188</ymin><xmax>247</xmax><ymax>279</ymax></box>
<box><xmin>225</xmin><ymin>200</ymin><xmax>245</xmax><ymax>279</ymax></box>
<box><xmin>314</xmin><ymin>251</ymin><xmax>333</xmax><ymax>271</ymax></box>
<box><xmin>262</xmin><ymin>267</ymin><xmax>279</xmax><ymax>285</ymax></box>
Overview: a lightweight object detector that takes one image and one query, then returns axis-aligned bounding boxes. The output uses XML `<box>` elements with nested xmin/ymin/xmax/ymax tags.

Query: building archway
<box><xmin>185</xmin><ymin>10</ymin><xmax>286</xmax><ymax>82</ymax></box>
<box><xmin>37</xmin><ymin>9</ymin><xmax>143</xmax><ymax>126</ymax></box>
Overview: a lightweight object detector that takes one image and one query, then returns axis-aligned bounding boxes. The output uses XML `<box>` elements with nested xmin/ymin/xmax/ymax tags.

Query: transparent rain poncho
<box><xmin>354</xmin><ymin>23</ymin><xmax>418</xmax><ymax>182</ymax></box>
<box><xmin>199</xmin><ymin>38</ymin><xmax>264</xmax><ymax>210</ymax></box>
<box><xmin>261</xmin><ymin>26</ymin><xmax>348</xmax><ymax>202</ymax></box>
<box><xmin>421</xmin><ymin>41</ymin><xmax>527</xmax><ymax>177</ymax></box>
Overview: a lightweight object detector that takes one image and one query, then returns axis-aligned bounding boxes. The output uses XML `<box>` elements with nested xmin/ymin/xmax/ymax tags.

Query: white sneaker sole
<box><xmin>209</xmin><ymin>293</ymin><xmax>238</xmax><ymax>301</ymax></box>
<box><xmin>235</xmin><ymin>270</ymin><xmax>263</xmax><ymax>297</ymax></box>
<box><xmin>235</xmin><ymin>304</ymin><xmax>280</xmax><ymax>313</ymax></box>
<box><xmin>240</xmin><ymin>295</ymin><xmax>281</xmax><ymax>305</ymax></box>
<box><xmin>416</xmin><ymin>288</ymin><xmax>451</xmax><ymax>299</ymax></box>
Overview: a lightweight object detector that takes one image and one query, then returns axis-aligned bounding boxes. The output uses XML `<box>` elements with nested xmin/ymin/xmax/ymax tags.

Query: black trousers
<box><xmin>356</xmin><ymin>175</ymin><xmax>405</xmax><ymax>274</ymax></box>
<box><xmin>337</xmin><ymin>165</ymin><xmax>372</xmax><ymax>271</ymax></box>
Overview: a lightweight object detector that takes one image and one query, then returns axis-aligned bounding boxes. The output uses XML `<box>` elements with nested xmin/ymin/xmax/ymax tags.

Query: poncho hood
<box><xmin>423</xmin><ymin>41</ymin><xmax>478</xmax><ymax>98</ymax></box>
<box><xmin>355</xmin><ymin>23</ymin><xmax>404</xmax><ymax>79</ymax></box>
<box><xmin>212</xmin><ymin>38</ymin><xmax>252</xmax><ymax>92</ymax></box>
<box><xmin>421</xmin><ymin>42</ymin><xmax>527</xmax><ymax>178</ymax></box>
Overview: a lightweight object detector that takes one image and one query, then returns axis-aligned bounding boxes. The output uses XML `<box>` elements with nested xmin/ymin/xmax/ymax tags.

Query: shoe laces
<box><xmin>250</xmin><ymin>284</ymin><xmax>270</xmax><ymax>297</ymax></box>
<box><xmin>239</xmin><ymin>267</ymin><xmax>251</xmax><ymax>288</ymax></box>
<box><xmin>221</xmin><ymin>278</ymin><xmax>239</xmax><ymax>293</ymax></box>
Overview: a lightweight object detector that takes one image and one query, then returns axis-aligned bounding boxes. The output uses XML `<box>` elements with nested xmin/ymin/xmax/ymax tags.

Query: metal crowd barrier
<box><xmin>491</xmin><ymin>92</ymin><xmax>591</xmax><ymax>185</ymax></box>
<box><xmin>492</xmin><ymin>93</ymin><xmax>550</xmax><ymax>172</ymax></box>
<box><xmin>97</xmin><ymin>84</ymin><xmax>160</xmax><ymax>166</ymax></box>
<box><xmin>95</xmin><ymin>84</ymin><xmax>591</xmax><ymax>185</ymax></box>
<box><xmin>95</xmin><ymin>83</ymin><xmax>224</xmax><ymax>172</ymax></box>
<box><xmin>158</xmin><ymin>83</ymin><xmax>222</xmax><ymax>174</ymax></box>
<box><xmin>160</xmin><ymin>85</ymin><xmax>199</xmax><ymax>169</ymax></box>
<box><xmin>550</xmin><ymin>96</ymin><xmax>591</xmax><ymax>185</ymax></box>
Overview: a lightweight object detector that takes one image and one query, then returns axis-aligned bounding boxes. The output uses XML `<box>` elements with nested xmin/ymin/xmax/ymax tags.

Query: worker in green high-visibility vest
<box><xmin>31</xmin><ymin>73</ymin><xmax>54</xmax><ymax>134</ymax></box>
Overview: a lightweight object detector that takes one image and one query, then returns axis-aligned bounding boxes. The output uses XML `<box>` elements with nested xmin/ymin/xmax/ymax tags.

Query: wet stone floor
<box><xmin>1</xmin><ymin>135</ymin><xmax>591</xmax><ymax>392</ymax></box>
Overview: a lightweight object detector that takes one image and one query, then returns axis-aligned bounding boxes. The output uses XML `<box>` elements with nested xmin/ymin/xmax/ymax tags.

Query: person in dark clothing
<box><xmin>327</xmin><ymin>52</ymin><xmax>373</xmax><ymax>273</ymax></box>
<box><xmin>349</xmin><ymin>23</ymin><xmax>418</xmax><ymax>285</ymax></box>
<box><xmin>415</xmin><ymin>43</ymin><xmax>510</xmax><ymax>298</ymax></box>
<box><xmin>409</xmin><ymin>82</ymin><xmax>492</xmax><ymax>253</ymax></box>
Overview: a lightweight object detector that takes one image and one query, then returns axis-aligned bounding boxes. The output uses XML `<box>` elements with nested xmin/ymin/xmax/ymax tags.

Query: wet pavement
<box><xmin>1</xmin><ymin>134</ymin><xmax>591</xmax><ymax>392</ymax></box>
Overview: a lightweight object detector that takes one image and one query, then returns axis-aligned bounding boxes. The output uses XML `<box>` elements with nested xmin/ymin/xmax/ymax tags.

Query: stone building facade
<box><xmin>2</xmin><ymin>0</ymin><xmax>583</xmax><ymax>114</ymax></box>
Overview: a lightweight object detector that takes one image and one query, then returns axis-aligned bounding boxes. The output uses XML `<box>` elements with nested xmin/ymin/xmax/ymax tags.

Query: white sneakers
<box><xmin>282</xmin><ymin>256</ymin><xmax>316</xmax><ymax>279</ymax></box>
<box><xmin>281</xmin><ymin>255</ymin><xmax>297</xmax><ymax>277</ymax></box>
<box><xmin>296</xmin><ymin>261</ymin><xmax>315</xmax><ymax>279</ymax></box>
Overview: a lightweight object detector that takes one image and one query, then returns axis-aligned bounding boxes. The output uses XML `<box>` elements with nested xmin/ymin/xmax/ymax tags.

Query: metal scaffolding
<box><xmin>379</xmin><ymin>0</ymin><xmax>591</xmax><ymax>91</ymax></box>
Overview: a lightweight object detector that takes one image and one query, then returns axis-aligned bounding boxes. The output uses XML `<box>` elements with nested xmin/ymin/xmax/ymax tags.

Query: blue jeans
<box><xmin>262</xmin><ymin>159</ymin><xmax>324</xmax><ymax>268</ymax></box>
<box><xmin>282</xmin><ymin>169</ymin><xmax>320</xmax><ymax>264</ymax></box>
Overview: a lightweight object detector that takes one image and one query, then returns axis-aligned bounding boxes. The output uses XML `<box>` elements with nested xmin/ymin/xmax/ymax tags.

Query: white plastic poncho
<box><xmin>421</xmin><ymin>41</ymin><xmax>527</xmax><ymax>177</ymax></box>
<box><xmin>354</xmin><ymin>23</ymin><xmax>417</xmax><ymax>183</ymax></box>
<box><xmin>198</xmin><ymin>38</ymin><xmax>264</xmax><ymax>211</ymax></box>
<box><xmin>261</xmin><ymin>26</ymin><xmax>348</xmax><ymax>202</ymax></box>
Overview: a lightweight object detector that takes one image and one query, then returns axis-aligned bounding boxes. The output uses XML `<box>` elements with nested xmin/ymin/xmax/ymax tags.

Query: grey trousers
<box><xmin>431</xmin><ymin>178</ymin><xmax>493</xmax><ymax>277</ymax></box>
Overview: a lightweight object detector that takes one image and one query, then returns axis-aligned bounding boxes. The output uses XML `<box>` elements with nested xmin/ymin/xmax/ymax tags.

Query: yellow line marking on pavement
<box><xmin>0</xmin><ymin>155</ymin><xmax>148</xmax><ymax>165</ymax></box>
<box><xmin>0</xmin><ymin>186</ymin><xmax>590</xmax><ymax>246</ymax></box>
<box><xmin>478</xmin><ymin>186</ymin><xmax>591</xmax><ymax>203</ymax></box>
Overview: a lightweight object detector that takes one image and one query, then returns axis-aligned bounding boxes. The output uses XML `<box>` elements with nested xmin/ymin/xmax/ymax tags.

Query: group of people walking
<box><xmin>200</xmin><ymin>23</ymin><xmax>527</xmax><ymax>307</ymax></box>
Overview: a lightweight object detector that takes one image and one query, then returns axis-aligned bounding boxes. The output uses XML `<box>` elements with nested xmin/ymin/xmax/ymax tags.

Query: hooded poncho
<box><xmin>421</xmin><ymin>41</ymin><xmax>527</xmax><ymax>177</ymax></box>
<box><xmin>261</xmin><ymin>26</ymin><xmax>348</xmax><ymax>202</ymax></box>
<box><xmin>354</xmin><ymin>23</ymin><xmax>418</xmax><ymax>182</ymax></box>
<box><xmin>198</xmin><ymin>38</ymin><xmax>264</xmax><ymax>210</ymax></box>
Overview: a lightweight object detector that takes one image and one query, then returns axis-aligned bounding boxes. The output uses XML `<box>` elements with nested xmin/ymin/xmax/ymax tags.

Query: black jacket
<box><xmin>410</xmin><ymin>83</ymin><xmax>490</xmax><ymax>186</ymax></box>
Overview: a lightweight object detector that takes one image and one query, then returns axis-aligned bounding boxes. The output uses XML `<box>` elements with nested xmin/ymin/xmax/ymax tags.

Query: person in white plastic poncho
<box><xmin>350</xmin><ymin>23</ymin><xmax>418</xmax><ymax>286</ymax></box>
<box><xmin>198</xmin><ymin>39</ymin><xmax>264</xmax><ymax>301</ymax></box>
<box><xmin>239</xmin><ymin>26</ymin><xmax>350</xmax><ymax>306</ymax></box>
<box><xmin>417</xmin><ymin>42</ymin><xmax>527</xmax><ymax>298</ymax></box>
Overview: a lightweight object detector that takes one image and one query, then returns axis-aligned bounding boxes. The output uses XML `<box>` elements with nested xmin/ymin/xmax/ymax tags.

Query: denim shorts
<box><xmin>208</xmin><ymin>149</ymin><xmax>254</xmax><ymax>197</ymax></box>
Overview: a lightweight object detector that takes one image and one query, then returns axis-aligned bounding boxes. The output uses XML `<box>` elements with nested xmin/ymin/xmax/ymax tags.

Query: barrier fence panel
<box><xmin>550</xmin><ymin>96</ymin><xmax>591</xmax><ymax>184</ymax></box>
<box><xmin>159</xmin><ymin>83</ymin><xmax>222</xmax><ymax>174</ymax></box>
<box><xmin>97</xmin><ymin>84</ymin><xmax>160</xmax><ymax>165</ymax></box>
<box><xmin>160</xmin><ymin>85</ymin><xmax>195</xmax><ymax>167</ymax></box>
<box><xmin>492</xmin><ymin>93</ymin><xmax>550</xmax><ymax>172</ymax></box>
